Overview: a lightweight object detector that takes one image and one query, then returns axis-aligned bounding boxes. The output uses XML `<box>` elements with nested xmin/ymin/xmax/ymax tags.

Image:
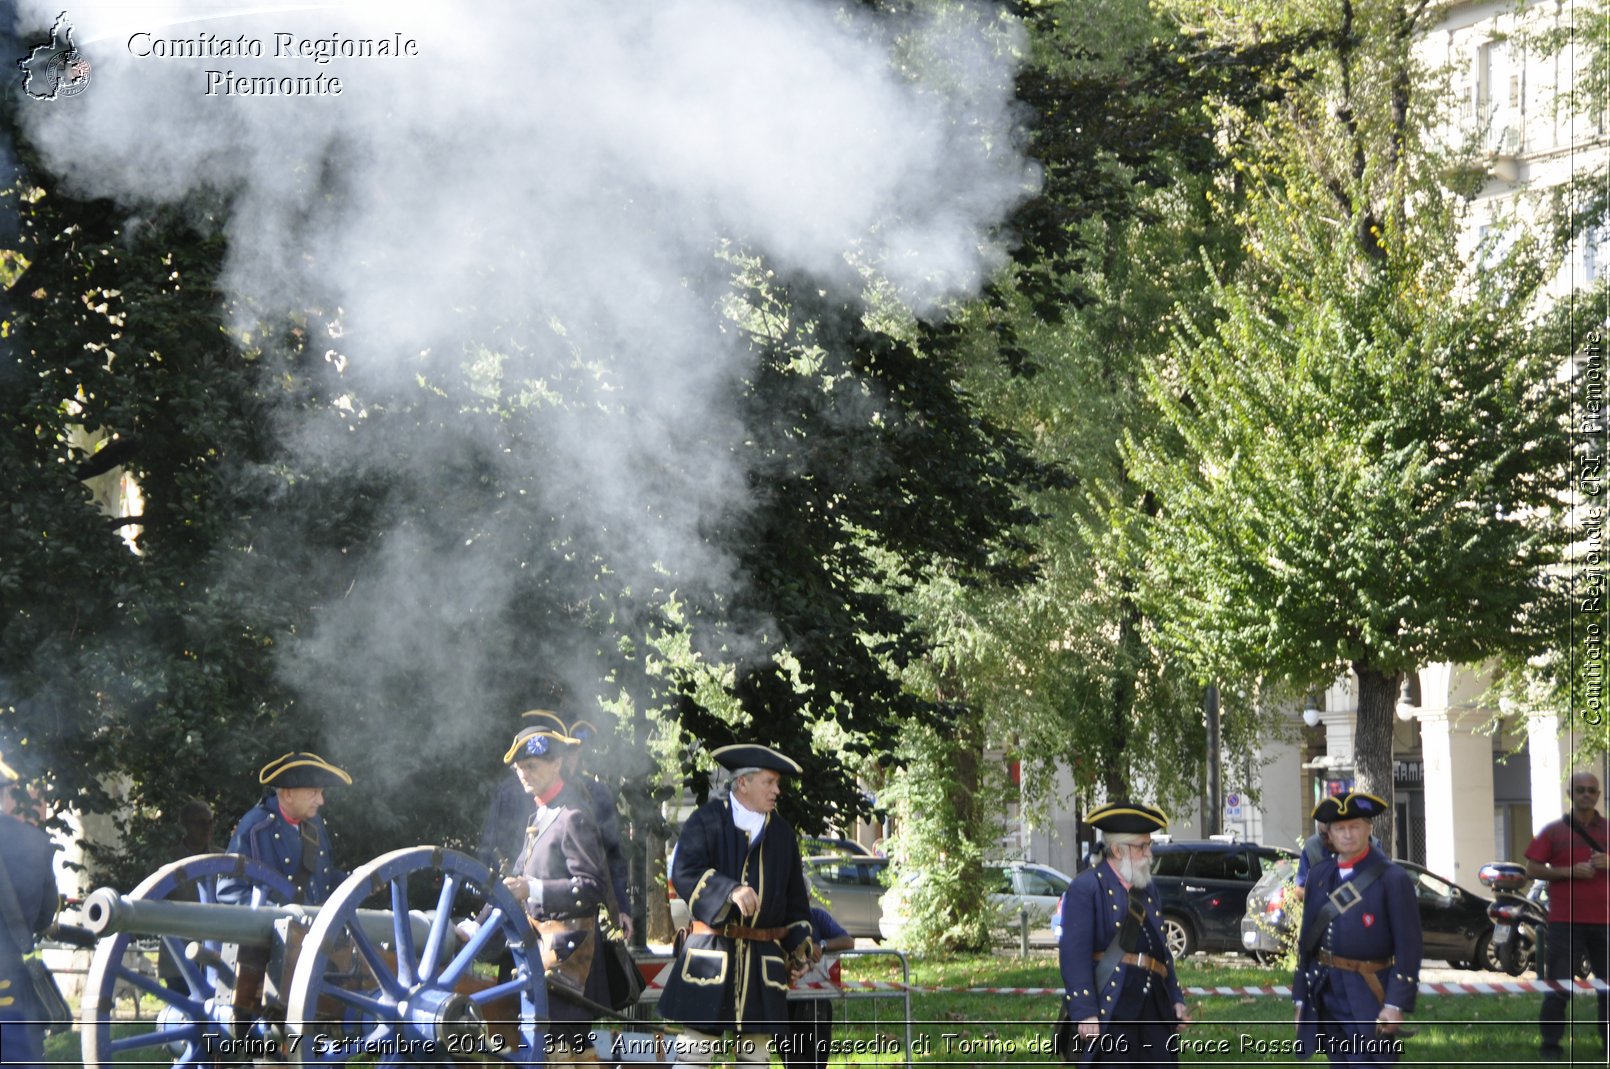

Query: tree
<box><xmin>892</xmin><ymin>0</ymin><xmax>1310</xmax><ymax>811</ymax></box>
<box><xmin>1128</xmin><ymin>169</ymin><xmax>1572</xmax><ymax>848</ymax></box>
<box><xmin>0</xmin><ymin>78</ymin><xmax>1048</xmax><ymax>890</ymax></box>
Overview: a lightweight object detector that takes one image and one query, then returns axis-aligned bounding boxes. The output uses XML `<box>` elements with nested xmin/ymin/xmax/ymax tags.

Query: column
<box><xmin>1419</xmin><ymin>703</ymin><xmax>1496</xmax><ymax>894</ymax></box>
<box><xmin>1527</xmin><ymin>710</ymin><xmax>1567</xmax><ymax>833</ymax></box>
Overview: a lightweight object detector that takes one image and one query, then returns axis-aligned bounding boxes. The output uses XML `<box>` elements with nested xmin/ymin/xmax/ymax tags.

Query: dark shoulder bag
<box><xmin>597</xmin><ymin>852</ymin><xmax>645</xmax><ymax>1011</ymax></box>
<box><xmin>0</xmin><ymin>854</ymin><xmax>72</xmax><ymax>1035</ymax></box>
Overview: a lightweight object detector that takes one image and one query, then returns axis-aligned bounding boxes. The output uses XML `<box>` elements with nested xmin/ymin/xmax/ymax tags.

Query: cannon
<box><xmin>77</xmin><ymin>846</ymin><xmax>552</xmax><ymax>1067</ymax></box>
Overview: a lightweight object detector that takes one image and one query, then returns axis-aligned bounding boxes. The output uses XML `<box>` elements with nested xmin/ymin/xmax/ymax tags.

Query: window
<box><xmin>1415</xmin><ymin>869</ymin><xmax>1455</xmax><ymax>904</ymax></box>
<box><xmin>984</xmin><ymin>867</ymin><xmax>1013</xmax><ymax>894</ymax></box>
<box><xmin>1184</xmin><ymin>850</ymin><xmax>1248</xmax><ymax>881</ymax></box>
<box><xmin>1151</xmin><ymin>850</ymin><xmax>1193</xmax><ymax>878</ymax></box>
<box><xmin>1586</xmin><ymin>226</ymin><xmax>1610</xmax><ymax>283</ymax></box>
<box><xmin>811</xmin><ymin>860</ymin><xmax>879</xmax><ymax>886</ymax></box>
<box><xmin>1017</xmin><ymin>868</ymin><xmax>1068</xmax><ymax>896</ymax></box>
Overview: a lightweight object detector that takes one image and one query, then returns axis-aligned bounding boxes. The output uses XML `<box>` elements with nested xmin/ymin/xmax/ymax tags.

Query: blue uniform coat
<box><xmin>1292</xmin><ymin>846</ymin><xmax>1422</xmax><ymax>1064</ymax></box>
<box><xmin>1057</xmin><ymin>862</ymin><xmax>1185</xmax><ymax>1028</ymax></box>
<box><xmin>224</xmin><ymin>794</ymin><xmax>345</xmax><ymax>904</ymax></box>
<box><xmin>0</xmin><ymin>813</ymin><xmax>59</xmax><ymax>1069</ymax></box>
<box><xmin>657</xmin><ymin>798</ymin><xmax>812</xmax><ymax>1037</ymax></box>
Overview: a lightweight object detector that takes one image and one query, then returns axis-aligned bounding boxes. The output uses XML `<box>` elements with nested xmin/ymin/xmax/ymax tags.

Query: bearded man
<box><xmin>1057</xmin><ymin>801</ymin><xmax>1191</xmax><ymax>1065</ymax></box>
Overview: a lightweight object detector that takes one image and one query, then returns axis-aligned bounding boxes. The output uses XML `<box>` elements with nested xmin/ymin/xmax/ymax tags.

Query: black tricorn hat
<box><xmin>711</xmin><ymin>744</ymin><xmax>802</xmax><ymax>776</ymax></box>
<box><xmin>503</xmin><ymin>725</ymin><xmax>578</xmax><ymax>764</ymax></box>
<box><xmin>1312</xmin><ymin>791</ymin><xmax>1387</xmax><ymax>824</ymax></box>
<box><xmin>1086</xmin><ymin>800</ymin><xmax>1169</xmax><ymax>835</ymax></box>
<box><xmin>259</xmin><ymin>751</ymin><xmax>352</xmax><ymax>789</ymax></box>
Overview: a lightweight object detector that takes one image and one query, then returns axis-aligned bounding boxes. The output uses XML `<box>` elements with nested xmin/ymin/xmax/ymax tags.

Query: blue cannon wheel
<box><xmin>81</xmin><ymin>852</ymin><xmax>298</xmax><ymax>1069</ymax></box>
<box><xmin>284</xmin><ymin>846</ymin><xmax>545</xmax><ymax>1067</ymax></box>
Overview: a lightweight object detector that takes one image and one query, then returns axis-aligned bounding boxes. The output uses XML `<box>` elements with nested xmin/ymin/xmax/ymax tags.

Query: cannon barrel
<box><xmin>83</xmin><ymin>888</ymin><xmax>441</xmax><ymax>951</ymax></box>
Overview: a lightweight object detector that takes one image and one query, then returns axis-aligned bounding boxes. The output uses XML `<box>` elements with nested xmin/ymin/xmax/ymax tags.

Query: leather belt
<box><xmin>1318</xmin><ymin>951</ymin><xmax>1393</xmax><ymax>1003</ymax></box>
<box><xmin>1093</xmin><ymin>951</ymin><xmax>1171</xmax><ymax>978</ymax></box>
<box><xmin>692</xmin><ymin>920</ymin><xmax>788</xmax><ymax>941</ymax></box>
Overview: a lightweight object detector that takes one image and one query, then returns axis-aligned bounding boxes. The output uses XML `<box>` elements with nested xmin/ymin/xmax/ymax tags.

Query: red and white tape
<box><xmin>785</xmin><ymin>978</ymin><xmax>1610</xmax><ymax>997</ymax></box>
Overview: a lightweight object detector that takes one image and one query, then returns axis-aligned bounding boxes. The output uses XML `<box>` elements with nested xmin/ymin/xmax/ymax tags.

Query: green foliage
<box><xmin>0</xmin><ymin>92</ymin><xmax>1050</xmax><ymax>885</ymax></box>
<box><xmin>878</xmin><ymin>716</ymin><xmax>1004</xmax><ymax>953</ymax></box>
<box><xmin>883</xmin><ymin>0</ymin><xmax>1309</xmax><ymax>821</ymax></box>
<box><xmin>1133</xmin><ymin>185</ymin><xmax>1568</xmax><ymax>683</ymax></box>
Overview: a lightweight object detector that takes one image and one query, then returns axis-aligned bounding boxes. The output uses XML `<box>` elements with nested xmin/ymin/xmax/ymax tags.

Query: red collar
<box><xmin>1338</xmin><ymin>848</ymin><xmax>1370</xmax><ymax>868</ymax></box>
<box><xmin>536</xmin><ymin>779</ymin><xmax>566</xmax><ymax>808</ymax></box>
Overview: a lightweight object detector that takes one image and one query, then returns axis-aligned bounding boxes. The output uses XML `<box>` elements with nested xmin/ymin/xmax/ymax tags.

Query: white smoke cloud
<box><xmin>12</xmin><ymin>0</ymin><xmax>1036</xmax><ymax>761</ymax></box>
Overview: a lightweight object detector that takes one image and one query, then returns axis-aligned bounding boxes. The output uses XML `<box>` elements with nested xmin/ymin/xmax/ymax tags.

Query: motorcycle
<box><xmin>1479</xmin><ymin>861</ymin><xmax>1592</xmax><ymax>978</ymax></box>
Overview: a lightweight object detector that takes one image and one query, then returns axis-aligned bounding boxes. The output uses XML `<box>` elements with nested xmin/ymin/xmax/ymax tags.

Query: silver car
<box><xmin>804</xmin><ymin>854</ymin><xmax>890</xmax><ymax>939</ymax></box>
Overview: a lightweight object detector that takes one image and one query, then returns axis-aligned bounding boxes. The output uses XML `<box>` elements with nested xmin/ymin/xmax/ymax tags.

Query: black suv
<box><xmin>1149</xmin><ymin>839</ymin><xmax>1293</xmax><ymax>958</ymax></box>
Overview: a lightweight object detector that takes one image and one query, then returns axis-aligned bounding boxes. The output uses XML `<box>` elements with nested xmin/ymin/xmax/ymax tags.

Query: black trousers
<box><xmin>1540</xmin><ymin>921</ymin><xmax>1609</xmax><ymax>1050</ymax></box>
<box><xmin>784</xmin><ymin>998</ymin><xmax>832</xmax><ymax>1069</ymax></box>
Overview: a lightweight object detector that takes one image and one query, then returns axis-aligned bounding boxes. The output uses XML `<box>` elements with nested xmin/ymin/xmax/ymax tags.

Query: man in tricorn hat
<box><xmin>658</xmin><ymin>744</ymin><xmax>814</xmax><ymax>1066</ymax></box>
<box><xmin>1292</xmin><ymin>791</ymin><xmax>1421</xmax><ymax>1065</ymax></box>
<box><xmin>224</xmin><ymin>751</ymin><xmax>351</xmax><ymax>905</ymax></box>
<box><xmin>500</xmin><ymin>722</ymin><xmax>610</xmax><ymax>1066</ymax></box>
<box><xmin>1057</xmin><ymin>800</ymin><xmax>1190</xmax><ymax>1064</ymax></box>
<box><xmin>479</xmin><ymin>709</ymin><xmax>576</xmax><ymax>874</ymax></box>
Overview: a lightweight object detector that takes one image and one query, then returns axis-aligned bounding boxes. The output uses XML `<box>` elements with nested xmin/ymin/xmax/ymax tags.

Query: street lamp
<box><xmin>1302</xmin><ymin>693</ymin><xmax>1322</xmax><ymax>728</ymax></box>
<box><xmin>1395</xmin><ymin>675</ymin><xmax>1419</xmax><ymax>721</ymax></box>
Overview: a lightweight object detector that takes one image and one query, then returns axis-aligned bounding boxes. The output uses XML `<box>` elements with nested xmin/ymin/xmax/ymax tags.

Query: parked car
<box><xmin>1240</xmin><ymin>855</ymin><xmax>1500</xmax><ymax>970</ymax></box>
<box><xmin>805</xmin><ymin>854</ymin><xmax>889</xmax><ymax>938</ymax></box>
<box><xmin>1050</xmin><ymin>839</ymin><xmax>1291</xmax><ymax>958</ymax></box>
<box><xmin>802</xmin><ymin>836</ymin><xmax>877</xmax><ymax>858</ymax></box>
<box><xmin>875</xmin><ymin>861</ymin><xmax>1073</xmax><ymax>945</ymax></box>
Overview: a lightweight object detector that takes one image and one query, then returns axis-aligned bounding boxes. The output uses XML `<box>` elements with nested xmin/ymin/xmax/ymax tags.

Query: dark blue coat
<box><xmin>657</xmin><ymin>798</ymin><xmax>812</xmax><ymax>1037</ymax></box>
<box><xmin>0</xmin><ymin>812</ymin><xmax>59</xmax><ymax>1067</ymax></box>
<box><xmin>1293</xmin><ymin>846</ymin><xmax>1422</xmax><ymax>1063</ymax></box>
<box><xmin>224</xmin><ymin>794</ymin><xmax>344</xmax><ymax>904</ymax></box>
<box><xmin>1057</xmin><ymin>861</ymin><xmax>1185</xmax><ymax>1026</ymax></box>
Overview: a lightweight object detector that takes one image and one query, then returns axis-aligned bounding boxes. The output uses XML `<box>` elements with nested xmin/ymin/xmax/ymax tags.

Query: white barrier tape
<box><xmin>718</xmin><ymin>978</ymin><xmax>1610</xmax><ymax>997</ymax></box>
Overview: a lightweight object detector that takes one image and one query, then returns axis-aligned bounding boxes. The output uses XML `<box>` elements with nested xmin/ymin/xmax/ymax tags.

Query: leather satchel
<box><xmin>600</xmin><ymin>934</ymin><xmax>645</xmax><ymax>1011</ymax></box>
<box><xmin>24</xmin><ymin>955</ymin><xmax>73</xmax><ymax>1034</ymax></box>
<box><xmin>597</xmin><ymin>860</ymin><xmax>644</xmax><ymax>1011</ymax></box>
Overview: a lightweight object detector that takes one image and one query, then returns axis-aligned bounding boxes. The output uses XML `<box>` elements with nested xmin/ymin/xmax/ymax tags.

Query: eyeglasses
<box><xmin>1118</xmin><ymin>842</ymin><xmax>1155</xmax><ymax>855</ymax></box>
<box><xmin>1574</xmin><ymin>786</ymin><xmax>1600</xmax><ymax>794</ymax></box>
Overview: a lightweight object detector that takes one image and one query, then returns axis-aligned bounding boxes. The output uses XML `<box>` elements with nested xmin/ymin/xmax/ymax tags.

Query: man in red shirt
<box><xmin>1524</xmin><ymin>771</ymin><xmax>1610</xmax><ymax>1061</ymax></box>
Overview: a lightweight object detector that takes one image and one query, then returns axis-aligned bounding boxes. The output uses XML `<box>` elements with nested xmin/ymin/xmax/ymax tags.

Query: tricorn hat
<box><xmin>520</xmin><ymin>709</ymin><xmax>570</xmax><ymax>735</ymax></box>
<box><xmin>259</xmin><ymin>751</ymin><xmax>352</xmax><ymax>789</ymax></box>
<box><xmin>711</xmin><ymin>743</ymin><xmax>802</xmax><ymax>776</ymax></box>
<box><xmin>503</xmin><ymin>725</ymin><xmax>578</xmax><ymax>764</ymax></box>
<box><xmin>568</xmin><ymin>719</ymin><xmax>600</xmax><ymax>744</ymax></box>
<box><xmin>1085</xmin><ymin>800</ymin><xmax>1169</xmax><ymax>835</ymax></box>
<box><xmin>1312</xmin><ymin>791</ymin><xmax>1387</xmax><ymax>824</ymax></box>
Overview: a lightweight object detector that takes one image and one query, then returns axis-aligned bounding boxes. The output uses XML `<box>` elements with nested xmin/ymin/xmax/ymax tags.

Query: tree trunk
<box><xmin>1352</xmin><ymin>664</ymin><xmax>1399</xmax><ymax>853</ymax></box>
<box><xmin>1106</xmin><ymin>576</ymin><xmax>1143</xmax><ymax>799</ymax></box>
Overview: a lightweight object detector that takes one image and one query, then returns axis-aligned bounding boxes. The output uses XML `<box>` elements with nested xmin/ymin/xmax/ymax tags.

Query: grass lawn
<box><xmin>830</xmin><ymin>950</ymin><xmax>1607</xmax><ymax>1067</ymax></box>
<box><xmin>43</xmin><ymin>950</ymin><xmax>1607</xmax><ymax>1065</ymax></box>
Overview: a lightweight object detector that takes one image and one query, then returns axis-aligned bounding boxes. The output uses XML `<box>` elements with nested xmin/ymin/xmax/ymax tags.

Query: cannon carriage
<box><xmin>77</xmin><ymin>846</ymin><xmax>556</xmax><ymax>1067</ymax></box>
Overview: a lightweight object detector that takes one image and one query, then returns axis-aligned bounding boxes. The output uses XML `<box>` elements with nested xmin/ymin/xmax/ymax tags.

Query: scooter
<box><xmin>1480</xmin><ymin>862</ymin><xmax>1546</xmax><ymax>976</ymax></box>
<box><xmin>1479</xmin><ymin>861</ymin><xmax>1591</xmax><ymax>978</ymax></box>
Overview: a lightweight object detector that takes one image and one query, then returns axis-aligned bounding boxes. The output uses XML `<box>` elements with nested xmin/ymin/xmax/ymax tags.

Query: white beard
<box><xmin>1118</xmin><ymin>855</ymin><xmax>1153</xmax><ymax>889</ymax></box>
